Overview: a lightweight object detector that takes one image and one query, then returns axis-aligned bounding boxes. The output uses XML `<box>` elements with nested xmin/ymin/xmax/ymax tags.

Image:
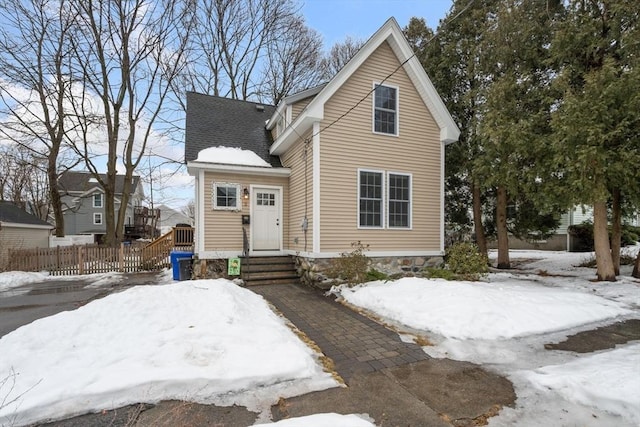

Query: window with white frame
<box><xmin>359</xmin><ymin>170</ymin><xmax>383</xmax><ymax>228</ymax></box>
<box><xmin>93</xmin><ymin>193</ymin><xmax>103</xmax><ymax>208</ymax></box>
<box><xmin>373</xmin><ymin>84</ymin><xmax>398</xmax><ymax>135</ymax></box>
<box><xmin>388</xmin><ymin>173</ymin><xmax>411</xmax><ymax>228</ymax></box>
<box><xmin>358</xmin><ymin>170</ymin><xmax>411</xmax><ymax>229</ymax></box>
<box><xmin>93</xmin><ymin>212</ymin><xmax>103</xmax><ymax>225</ymax></box>
<box><xmin>213</xmin><ymin>182</ymin><xmax>241</xmax><ymax>210</ymax></box>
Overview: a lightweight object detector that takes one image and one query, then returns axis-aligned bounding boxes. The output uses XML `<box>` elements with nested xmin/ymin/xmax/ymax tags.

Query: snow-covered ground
<box><xmin>335</xmin><ymin>249</ymin><xmax>640</xmax><ymax>426</ymax></box>
<box><xmin>0</xmin><ymin>270</ymin><xmax>125</xmax><ymax>296</ymax></box>
<box><xmin>1</xmin><ymin>249</ymin><xmax>639</xmax><ymax>426</ymax></box>
<box><xmin>0</xmin><ymin>278</ymin><xmax>336</xmax><ymax>426</ymax></box>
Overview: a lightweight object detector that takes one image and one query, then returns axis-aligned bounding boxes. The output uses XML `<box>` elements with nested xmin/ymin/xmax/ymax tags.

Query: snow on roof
<box><xmin>195</xmin><ymin>146</ymin><xmax>271</xmax><ymax>168</ymax></box>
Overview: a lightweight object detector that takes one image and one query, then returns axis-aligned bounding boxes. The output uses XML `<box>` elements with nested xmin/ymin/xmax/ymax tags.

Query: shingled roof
<box><xmin>58</xmin><ymin>171</ymin><xmax>140</xmax><ymax>195</ymax></box>
<box><xmin>184</xmin><ymin>92</ymin><xmax>281</xmax><ymax>167</ymax></box>
<box><xmin>0</xmin><ymin>201</ymin><xmax>53</xmax><ymax>227</ymax></box>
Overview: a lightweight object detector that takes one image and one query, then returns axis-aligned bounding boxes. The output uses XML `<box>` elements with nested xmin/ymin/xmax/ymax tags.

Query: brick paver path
<box><xmin>251</xmin><ymin>284</ymin><xmax>428</xmax><ymax>381</ymax></box>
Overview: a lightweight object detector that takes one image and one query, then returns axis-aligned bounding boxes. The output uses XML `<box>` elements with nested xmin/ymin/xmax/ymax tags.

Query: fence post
<box><xmin>78</xmin><ymin>245</ymin><xmax>84</xmax><ymax>275</ymax></box>
<box><xmin>119</xmin><ymin>243</ymin><xmax>125</xmax><ymax>272</ymax></box>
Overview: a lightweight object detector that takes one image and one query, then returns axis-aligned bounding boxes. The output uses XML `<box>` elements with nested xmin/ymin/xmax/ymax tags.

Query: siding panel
<box><xmin>203</xmin><ymin>172</ymin><xmax>289</xmax><ymax>252</ymax></box>
<box><xmin>319</xmin><ymin>41</ymin><xmax>442</xmax><ymax>253</ymax></box>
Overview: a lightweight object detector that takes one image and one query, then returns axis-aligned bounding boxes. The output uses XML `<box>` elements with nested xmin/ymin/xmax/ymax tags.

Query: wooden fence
<box><xmin>6</xmin><ymin>227</ymin><xmax>194</xmax><ymax>275</ymax></box>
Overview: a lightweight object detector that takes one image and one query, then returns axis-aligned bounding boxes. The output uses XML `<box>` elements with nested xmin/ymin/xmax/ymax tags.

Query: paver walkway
<box><xmin>250</xmin><ymin>283</ymin><xmax>428</xmax><ymax>381</ymax></box>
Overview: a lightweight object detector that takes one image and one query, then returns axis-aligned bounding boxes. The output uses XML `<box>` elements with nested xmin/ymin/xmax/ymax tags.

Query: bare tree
<box><xmin>0</xmin><ymin>0</ymin><xmax>82</xmax><ymax>236</ymax></box>
<box><xmin>68</xmin><ymin>0</ymin><xmax>194</xmax><ymax>245</ymax></box>
<box><xmin>181</xmin><ymin>0</ymin><xmax>297</xmax><ymax>102</ymax></box>
<box><xmin>0</xmin><ymin>146</ymin><xmax>51</xmax><ymax>220</ymax></box>
<box><xmin>260</xmin><ymin>15</ymin><xmax>324</xmax><ymax>104</ymax></box>
<box><xmin>320</xmin><ymin>36</ymin><xmax>365</xmax><ymax>80</ymax></box>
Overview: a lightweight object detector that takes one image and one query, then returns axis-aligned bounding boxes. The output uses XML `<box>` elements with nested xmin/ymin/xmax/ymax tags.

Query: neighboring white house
<box><xmin>0</xmin><ymin>201</ymin><xmax>54</xmax><ymax>269</ymax></box>
<box><xmin>507</xmin><ymin>205</ymin><xmax>640</xmax><ymax>251</ymax></box>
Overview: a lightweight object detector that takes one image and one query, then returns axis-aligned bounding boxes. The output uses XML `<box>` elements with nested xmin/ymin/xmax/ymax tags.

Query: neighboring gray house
<box><xmin>0</xmin><ymin>201</ymin><xmax>54</xmax><ymax>269</ymax></box>
<box><xmin>156</xmin><ymin>204</ymin><xmax>193</xmax><ymax>234</ymax></box>
<box><xmin>58</xmin><ymin>171</ymin><xmax>144</xmax><ymax>242</ymax></box>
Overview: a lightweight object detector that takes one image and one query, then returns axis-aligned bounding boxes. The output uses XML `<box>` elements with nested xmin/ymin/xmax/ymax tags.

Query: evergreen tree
<box><xmin>551</xmin><ymin>0</ymin><xmax>640</xmax><ymax>281</ymax></box>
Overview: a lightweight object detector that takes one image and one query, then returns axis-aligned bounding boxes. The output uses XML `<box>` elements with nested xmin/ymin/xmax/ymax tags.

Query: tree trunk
<box><xmin>48</xmin><ymin>162</ymin><xmax>64</xmax><ymax>237</ymax></box>
<box><xmin>496</xmin><ymin>186</ymin><xmax>510</xmax><ymax>269</ymax></box>
<box><xmin>593</xmin><ymin>200</ymin><xmax>616</xmax><ymax>281</ymax></box>
<box><xmin>610</xmin><ymin>188</ymin><xmax>621</xmax><ymax>276</ymax></box>
<box><xmin>472</xmin><ymin>181</ymin><xmax>488</xmax><ymax>256</ymax></box>
<box><xmin>633</xmin><ymin>251</ymin><xmax>640</xmax><ymax>278</ymax></box>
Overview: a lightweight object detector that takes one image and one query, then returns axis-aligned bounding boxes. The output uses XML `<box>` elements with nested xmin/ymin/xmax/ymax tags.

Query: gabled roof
<box><xmin>184</xmin><ymin>93</ymin><xmax>282</xmax><ymax>167</ymax></box>
<box><xmin>0</xmin><ymin>201</ymin><xmax>53</xmax><ymax>228</ymax></box>
<box><xmin>269</xmin><ymin>17</ymin><xmax>460</xmax><ymax>155</ymax></box>
<box><xmin>58</xmin><ymin>171</ymin><xmax>140</xmax><ymax>195</ymax></box>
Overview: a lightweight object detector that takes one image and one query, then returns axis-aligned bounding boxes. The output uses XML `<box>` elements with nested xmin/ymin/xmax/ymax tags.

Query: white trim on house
<box><xmin>187</xmin><ymin>162</ymin><xmax>291</xmax><ymax>177</ymax></box>
<box><xmin>92</xmin><ymin>192</ymin><xmax>104</xmax><ymax>208</ymax></box>
<box><xmin>0</xmin><ymin>222</ymin><xmax>53</xmax><ymax>230</ymax></box>
<box><xmin>266</xmin><ymin>85</ymin><xmax>325</xmax><ymax>130</ymax></box>
<box><xmin>285</xmin><ymin>249</ymin><xmax>444</xmax><ymax>258</ymax></box>
<box><xmin>372</xmin><ymin>81</ymin><xmax>400</xmax><ymax>137</ymax></box>
<box><xmin>357</xmin><ymin>168</ymin><xmax>386</xmax><ymax>229</ymax></box>
<box><xmin>196</xmin><ymin>170</ymin><xmax>205</xmax><ymax>255</ymax></box>
<box><xmin>312</xmin><ymin>121</ymin><xmax>321</xmax><ymax>254</ymax></box>
<box><xmin>269</xmin><ymin>18</ymin><xmax>459</xmax><ymax>156</ymax></box>
<box><xmin>440</xmin><ymin>140</ymin><xmax>445</xmax><ymax>253</ymax></box>
<box><xmin>93</xmin><ymin>212</ymin><xmax>103</xmax><ymax>225</ymax></box>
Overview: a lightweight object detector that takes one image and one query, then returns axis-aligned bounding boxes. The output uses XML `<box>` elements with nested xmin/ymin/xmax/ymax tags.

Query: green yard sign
<box><xmin>228</xmin><ymin>257</ymin><xmax>241</xmax><ymax>276</ymax></box>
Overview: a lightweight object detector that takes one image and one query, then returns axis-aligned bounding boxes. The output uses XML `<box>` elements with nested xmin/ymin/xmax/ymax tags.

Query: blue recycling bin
<box><xmin>171</xmin><ymin>250</ymin><xmax>193</xmax><ymax>280</ymax></box>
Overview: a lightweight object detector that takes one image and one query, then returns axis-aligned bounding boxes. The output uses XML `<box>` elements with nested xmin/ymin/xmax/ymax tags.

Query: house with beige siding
<box><xmin>185</xmin><ymin>18</ymin><xmax>459</xmax><ymax>284</ymax></box>
<box><xmin>0</xmin><ymin>201</ymin><xmax>53</xmax><ymax>270</ymax></box>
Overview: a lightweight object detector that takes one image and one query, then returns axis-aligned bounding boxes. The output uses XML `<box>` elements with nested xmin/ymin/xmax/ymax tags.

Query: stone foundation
<box><xmin>192</xmin><ymin>258</ymin><xmax>230</xmax><ymax>280</ymax></box>
<box><xmin>295</xmin><ymin>255</ymin><xmax>444</xmax><ymax>288</ymax></box>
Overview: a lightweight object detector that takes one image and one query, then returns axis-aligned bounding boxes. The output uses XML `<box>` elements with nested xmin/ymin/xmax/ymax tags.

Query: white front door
<box><xmin>252</xmin><ymin>188</ymin><xmax>281</xmax><ymax>251</ymax></box>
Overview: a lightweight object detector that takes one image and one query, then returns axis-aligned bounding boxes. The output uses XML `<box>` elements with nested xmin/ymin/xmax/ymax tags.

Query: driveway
<box><xmin>0</xmin><ymin>272</ymin><xmax>163</xmax><ymax>338</ymax></box>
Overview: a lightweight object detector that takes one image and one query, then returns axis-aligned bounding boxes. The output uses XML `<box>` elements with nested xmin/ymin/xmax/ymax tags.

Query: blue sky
<box><xmin>302</xmin><ymin>0</ymin><xmax>453</xmax><ymax>47</ymax></box>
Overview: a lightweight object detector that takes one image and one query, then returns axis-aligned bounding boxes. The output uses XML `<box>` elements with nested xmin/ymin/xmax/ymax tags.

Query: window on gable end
<box><xmin>93</xmin><ymin>193</ymin><xmax>103</xmax><ymax>208</ymax></box>
<box><xmin>373</xmin><ymin>84</ymin><xmax>398</xmax><ymax>135</ymax></box>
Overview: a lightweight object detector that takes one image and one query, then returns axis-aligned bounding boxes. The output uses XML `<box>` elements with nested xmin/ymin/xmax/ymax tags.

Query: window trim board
<box><xmin>371</xmin><ymin>82</ymin><xmax>399</xmax><ymax>137</ymax></box>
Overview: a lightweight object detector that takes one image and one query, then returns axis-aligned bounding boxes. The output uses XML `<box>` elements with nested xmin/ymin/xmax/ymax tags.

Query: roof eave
<box><xmin>270</xmin><ymin>17</ymin><xmax>460</xmax><ymax>150</ymax></box>
<box><xmin>187</xmin><ymin>161</ymin><xmax>291</xmax><ymax>177</ymax></box>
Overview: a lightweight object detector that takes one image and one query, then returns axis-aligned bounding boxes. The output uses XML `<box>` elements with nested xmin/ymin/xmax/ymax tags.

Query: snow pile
<box><xmin>0</xmin><ymin>279</ymin><xmax>335</xmax><ymax>426</ymax></box>
<box><xmin>523</xmin><ymin>344</ymin><xmax>640</xmax><ymax>424</ymax></box>
<box><xmin>338</xmin><ymin>277</ymin><xmax>632</xmax><ymax>339</ymax></box>
<box><xmin>254</xmin><ymin>413</ymin><xmax>376</xmax><ymax>427</ymax></box>
<box><xmin>0</xmin><ymin>271</ymin><xmax>50</xmax><ymax>291</ymax></box>
<box><xmin>195</xmin><ymin>146</ymin><xmax>271</xmax><ymax>167</ymax></box>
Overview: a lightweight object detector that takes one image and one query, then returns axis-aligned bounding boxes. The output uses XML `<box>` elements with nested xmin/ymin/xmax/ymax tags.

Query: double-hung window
<box><xmin>373</xmin><ymin>84</ymin><xmax>398</xmax><ymax>135</ymax></box>
<box><xmin>359</xmin><ymin>171</ymin><xmax>383</xmax><ymax>228</ymax></box>
<box><xmin>93</xmin><ymin>212</ymin><xmax>103</xmax><ymax>225</ymax></box>
<box><xmin>358</xmin><ymin>170</ymin><xmax>411</xmax><ymax>229</ymax></box>
<box><xmin>213</xmin><ymin>182</ymin><xmax>240</xmax><ymax>211</ymax></box>
<box><xmin>388</xmin><ymin>173</ymin><xmax>411</xmax><ymax>228</ymax></box>
<box><xmin>93</xmin><ymin>193</ymin><xmax>103</xmax><ymax>208</ymax></box>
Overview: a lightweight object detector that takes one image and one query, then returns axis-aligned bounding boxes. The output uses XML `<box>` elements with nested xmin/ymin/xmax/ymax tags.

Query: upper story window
<box><xmin>213</xmin><ymin>182</ymin><xmax>240</xmax><ymax>211</ymax></box>
<box><xmin>93</xmin><ymin>193</ymin><xmax>103</xmax><ymax>208</ymax></box>
<box><xmin>373</xmin><ymin>84</ymin><xmax>398</xmax><ymax>135</ymax></box>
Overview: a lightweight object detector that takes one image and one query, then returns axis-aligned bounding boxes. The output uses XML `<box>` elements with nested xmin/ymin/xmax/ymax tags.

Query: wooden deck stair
<box><xmin>240</xmin><ymin>256</ymin><xmax>299</xmax><ymax>286</ymax></box>
<box><xmin>141</xmin><ymin>226</ymin><xmax>194</xmax><ymax>269</ymax></box>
